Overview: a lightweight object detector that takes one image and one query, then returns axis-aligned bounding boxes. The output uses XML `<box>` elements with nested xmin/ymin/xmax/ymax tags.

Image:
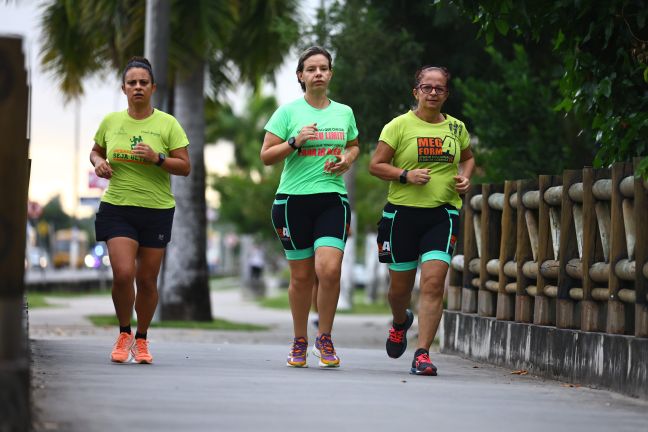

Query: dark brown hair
<box><xmin>296</xmin><ymin>46</ymin><xmax>333</xmax><ymax>92</ymax></box>
<box><xmin>122</xmin><ymin>56</ymin><xmax>155</xmax><ymax>84</ymax></box>
<box><xmin>414</xmin><ymin>66</ymin><xmax>451</xmax><ymax>89</ymax></box>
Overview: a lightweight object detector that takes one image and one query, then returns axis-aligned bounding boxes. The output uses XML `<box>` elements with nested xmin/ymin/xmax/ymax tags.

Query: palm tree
<box><xmin>160</xmin><ymin>1</ymin><xmax>298</xmax><ymax>320</ymax></box>
<box><xmin>206</xmin><ymin>92</ymin><xmax>279</xmax><ymax>172</ymax></box>
<box><xmin>40</xmin><ymin>0</ymin><xmax>299</xmax><ymax>320</ymax></box>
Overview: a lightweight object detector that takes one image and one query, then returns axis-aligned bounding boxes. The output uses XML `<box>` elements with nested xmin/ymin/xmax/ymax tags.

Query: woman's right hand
<box><xmin>94</xmin><ymin>158</ymin><xmax>113</xmax><ymax>179</ymax></box>
<box><xmin>296</xmin><ymin>123</ymin><xmax>318</xmax><ymax>147</ymax></box>
<box><xmin>407</xmin><ymin>168</ymin><xmax>431</xmax><ymax>185</ymax></box>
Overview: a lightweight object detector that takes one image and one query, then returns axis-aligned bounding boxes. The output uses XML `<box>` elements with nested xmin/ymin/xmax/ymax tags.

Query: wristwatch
<box><xmin>156</xmin><ymin>153</ymin><xmax>166</xmax><ymax>166</ymax></box>
<box><xmin>399</xmin><ymin>169</ymin><xmax>408</xmax><ymax>184</ymax></box>
<box><xmin>287</xmin><ymin>137</ymin><xmax>298</xmax><ymax>150</ymax></box>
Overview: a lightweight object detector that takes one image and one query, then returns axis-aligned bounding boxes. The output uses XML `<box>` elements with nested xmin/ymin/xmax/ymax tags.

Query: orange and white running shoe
<box><xmin>131</xmin><ymin>338</ymin><xmax>153</xmax><ymax>364</ymax></box>
<box><xmin>110</xmin><ymin>332</ymin><xmax>134</xmax><ymax>363</ymax></box>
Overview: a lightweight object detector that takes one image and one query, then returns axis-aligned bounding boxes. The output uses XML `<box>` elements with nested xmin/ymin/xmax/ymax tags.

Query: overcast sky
<box><xmin>0</xmin><ymin>1</ymin><xmax>309</xmax><ymax>216</ymax></box>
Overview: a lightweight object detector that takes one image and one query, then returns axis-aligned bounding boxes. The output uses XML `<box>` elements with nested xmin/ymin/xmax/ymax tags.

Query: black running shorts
<box><xmin>376</xmin><ymin>202</ymin><xmax>459</xmax><ymax>271</ymax></box>
<box><xmin>95</xmin><ymin>202</ymin><xmax>175</xmax><ymax>248</ymax></box>
<box><xmin>271</xmin><ymin>193</ymin><xmax>351</xmax><ymax>260</ymax></box>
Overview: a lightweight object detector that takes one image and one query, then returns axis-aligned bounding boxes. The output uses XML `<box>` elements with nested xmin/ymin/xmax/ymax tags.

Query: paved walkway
<box><xmin>30</xmin><ymin>285</ymin><xmax>648</xmax><ymax>432</ymax></box>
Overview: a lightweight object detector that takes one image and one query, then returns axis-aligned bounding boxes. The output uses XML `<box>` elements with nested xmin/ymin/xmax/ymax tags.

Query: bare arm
<box><xmin>454</xmin><ymin>147</ymin><xmax>475</xmax><ymax>194</ymax></box>
<box><xmin>132</xmin><ymin>143</ymin><xmax>191</xmax><ymax>176</ymax></box>
<box><xmin>90</xmin><ymin>143</ymin><xmax>112</xmax><ymax>179</ymax></box>
<box><xmin>165</xmin><ymin>146</ymin><xmax>191</xmax><ymax>176</ymax></box>
<box><xmin>369</xmin><ymin>141</ymin><xmax>430</xmax><ymax>185</ymax></box>
<box><xmin>260</xmin><ymin>124</ymin><xmax>320</xmax><ymax>166</ymax></box>
<box><xmin>260</xmin><ymin>132</ymin><xmax>293</xmax><ymax>166</ymax></box>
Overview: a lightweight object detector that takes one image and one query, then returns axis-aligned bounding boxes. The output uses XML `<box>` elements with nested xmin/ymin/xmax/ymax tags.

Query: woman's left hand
<box><xmin>454</xmin><ymin>175</ymin><xmax>470</xmax><ymax>194</ymax></box>
<box><xmin>325</xmin><ymin>154</ymin><xmax>352</xmax><ymax>176</ymax></box>
<box><xmin>132</xmin><ymin>143</ymin><xmax>157</xmax><ymax>163</ymax></box>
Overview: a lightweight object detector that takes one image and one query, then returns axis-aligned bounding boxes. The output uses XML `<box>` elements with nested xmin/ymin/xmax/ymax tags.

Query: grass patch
<box><xmin>209</xmin><ymin>276</ymin><xmax>240</xmax><ymax>291</ymax></box>
<box><xmin>26</xmin><ymin>289</ymin><xmax>111</xmax><ymax>309</ymax></box>
<box><xmin>259</xmin><ymin>292</ymin><xmax>291</xmax><ymax>309</ymax></box>
<box><xmin>26</xmin><ymin>293</ymin><xmax>52</xmax><ymax>308</ymax></box>
<box><xmin>259</xmin><ymin>290</ymin><xmax>391</xmax><ymax>315</ymax></box>
<box><xmin>86</xmin><ymin>314</ymin><xmax>268</xmax><ymax>331</ymax></box>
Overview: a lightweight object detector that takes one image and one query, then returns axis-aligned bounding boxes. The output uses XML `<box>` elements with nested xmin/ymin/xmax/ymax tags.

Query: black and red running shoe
<box><xmin>410</xmin><ymin>349</ymin><xmax>438</xmax><ymax>376</ymax></box>
<box><xmin>386</xmin><ymin>309</ymin><xmax>414</xmax><ymax>358</ymax></box>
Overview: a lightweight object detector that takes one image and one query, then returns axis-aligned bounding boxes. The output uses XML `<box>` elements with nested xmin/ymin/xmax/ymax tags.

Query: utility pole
<box><xmin>70</xmin><ymin>99</ymin><xmax>81</xmax><ymax>270</ymax></box>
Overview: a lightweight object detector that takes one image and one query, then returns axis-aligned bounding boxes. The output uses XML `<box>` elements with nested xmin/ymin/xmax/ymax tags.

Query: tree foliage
<box><xmin>207</xmin><ymin>92</ymin><xmax>283</xmax><ymax>239</ymax></box>
<box><xmin>306</xmin><ymin>0</ymin><xmax>499</xmax><ymax>148</ymax></box>
<box><xmin>40</xmin><ymin>0</ymin><xmax>299</xmax><ymax>100</ymax></box>
<box><xmin>41</xmin><ymin>195</ymin><xmax>72</xmax><ymax>230</ymax></box>
<box><xmin>40</xmin><ymin>0</ymin><xmax>145</xmax><ymax>100</ymax></box>
<box><xmin>456</xmin><ymin>44</ymin><xmax>593</xmax><ymax>182</ymax></box>
<box><xmin>206</xmin><ymin>92</ymin><xmax>279</xmax><ymax>171</ymax></box>
<box><xmin>448</xmin><ymin>0</ymin><xmax>648</xmax><ymax>175</ymax></box>
<box><xmin>211</xmin><ymin>167</ymin><xmax>282</xmax><ymax>240</ymax></box>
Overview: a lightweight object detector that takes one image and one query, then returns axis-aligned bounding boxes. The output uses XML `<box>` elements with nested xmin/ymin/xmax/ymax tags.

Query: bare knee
<box><xmin>112</xmin><ymin>268</ymin><xmax>135</xmax><ymax>290</ymax></box>
<box><xmin>290</xmin><ymin>272</ymin><xmax>315</xmax><ymax>291</ymax></box>
<box><xmin>419</xmin><ymin>275</ymin><xmax>445</xmax><ymax>298</ymax></box>
<box><xmin>315</xmin><ymin>263</ymin><xmax>341</xmax><ymax>286</ymax></box>
<box><xmin>135</xmin><ymin>277</ymin><xmax>158</xmax><ymax>295</ymax></box>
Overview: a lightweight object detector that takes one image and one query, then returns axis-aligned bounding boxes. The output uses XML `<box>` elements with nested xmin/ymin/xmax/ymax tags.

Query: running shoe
<box><xmin>287</xmin><ymin>337</ymin><xmax>308</xmax><ymax>368</ymax></box>
<box><xmin>386</xmin><ymin>309</ymin><xmax>414</xmax><ymax>358</ymax></box>
<box><xmin>410</xmin><ymin>349</ymin><xmax>437</xmax><ymax>376</ymax></box>
<box><xmin>131</xmin><ymin>338</ymin><xmax>153</xmax><ymax>364</ymax></box>
<box><xmin>110</xmin><ymin>332</ymin><xmax>134</xmax><ymax>363</ymax></box>
<box><xmin>311</xmin><ymin>333</ymin><xmax>340</xmax><ymax>368</ymax></box>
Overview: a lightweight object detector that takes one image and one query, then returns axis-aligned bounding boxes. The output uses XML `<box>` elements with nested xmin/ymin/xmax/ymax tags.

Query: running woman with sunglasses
<box><xmin>261</xmin><ymin>46</ymin><xmax>359</xmax><ymax>368</ymax></box>
<box><xmin>369</xmin><ymin>66</ymin><xmax>474</xmax><ymax>375</ymax></box>
<box><xmin>91</xmin><ymin>56</ymin><xmax>190</xmax><ymax>364</ymax></box>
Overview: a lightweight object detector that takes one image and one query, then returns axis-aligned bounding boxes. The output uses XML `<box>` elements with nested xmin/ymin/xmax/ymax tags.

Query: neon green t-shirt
<box><xmin>264</xmin><ymin>98</ymin><xmax>359</xmax><ymax>195</ymax></box>
<box><xmin>94</xmin><ymin>109</ymin><xmax>189</xmax><ymax>209</ymax></box>
<box><xmin>379</xmin><ymin>111</ymin><xmax>470</xmax><ymax>209</ymax></box>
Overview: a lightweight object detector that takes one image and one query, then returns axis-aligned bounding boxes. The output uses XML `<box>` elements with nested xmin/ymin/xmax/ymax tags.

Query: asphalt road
<box><xmin>29</xmin><ymin>289</ymin><xmax>648</xmax><ymax>432</ymax></box>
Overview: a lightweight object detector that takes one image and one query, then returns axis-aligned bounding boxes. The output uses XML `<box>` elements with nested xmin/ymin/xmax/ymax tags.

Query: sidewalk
<box><xmin>29</xmin><ymin>287</ymin><xmax>392</xmax><ymax>347</ymax></box>
<box><xmin>30</xmin><ymin>286</ymin><xmax>648</xmax><ymax>432</ymax></box>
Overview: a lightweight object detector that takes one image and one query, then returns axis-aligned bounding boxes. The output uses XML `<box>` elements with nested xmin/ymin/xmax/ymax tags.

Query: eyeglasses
<box><xmin>417</xmin><ymin>84</ymin><xmax>448</xmax><ymax>95</ymax></box>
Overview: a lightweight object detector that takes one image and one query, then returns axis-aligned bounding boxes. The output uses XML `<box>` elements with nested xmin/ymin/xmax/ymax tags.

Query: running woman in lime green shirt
<box><xmin>90</xmin><ymin>57</ymin><xmax>191</xmax><ymax>365</ymax></box>
<box><xmin>261</xmin><ymin>46</ymin><xmax>360</xmax><ymax>369</ymax></box>
<box><xmin>369</xmin><ymin>66</ymin><xmax>475</xmax><ymax>376</ymax></box>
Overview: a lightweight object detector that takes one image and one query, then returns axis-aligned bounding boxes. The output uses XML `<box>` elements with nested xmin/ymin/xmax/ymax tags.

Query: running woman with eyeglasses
<box><xmin>369</xmin><ymin>66</ymin><xmax>474</xmax><ymax>375</ymax></box>
<box><xmin>91</xmin><ymin>56</ymin><xmax>191</xmax><ymax>364</ymax></box>
<box><xmin>260</xmin><ymin>46</ymin><xmax>359</xmax><ymax>368</ymax></box>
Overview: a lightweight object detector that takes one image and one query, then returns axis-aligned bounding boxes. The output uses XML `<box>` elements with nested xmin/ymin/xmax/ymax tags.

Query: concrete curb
<box><xmin>441</xmin><ymin>311</ymin><xmax>648</xmax><ymax>399</ymax></box>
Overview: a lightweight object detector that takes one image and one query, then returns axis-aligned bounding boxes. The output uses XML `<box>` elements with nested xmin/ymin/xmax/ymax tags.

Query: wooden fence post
<box><xmin>581</xmin><ymin>167</ymin><xmax>609</xmax><ymax>332</ymax></box>
<box><xmin>462</xmin><ymin>184</ymin><xmax>480</xmax><ymax>313</ymax></box>
<box><xmin>515</xmin><ymin>179</ymin><xmax>536</xmax><ymax>322</ymax></box>
<box><xmin>606</xmin><ymin>162</ymin><xmax>634</xmax><ymax>334</ymax></box>
<box><xmin>534</xmin><ymin>174</ymin><xmax>558</xmax><ymax>325</ymax></box>
<box><xmin>634</xmin><ymin>157</ymin><xmax>648</xmax><ymax>337</ymax></box>
<box><xmin>496</xmin><ymin>180</ymin><xmax>517</xmax><ymax>320</ymax></box>
<box><xmin>478</xmin><ymin>183</ymin><xmax>502</xmax><ymax>317</ymax></box>
<box><xmin>557</xmin><ymin>170</ymin><xmax>582</xmax><ymax>329</ymax></box>
<box><xmin>0</xmin><ymin>36</ymin><xmax>31</xmax><ymax>432</ymax></box>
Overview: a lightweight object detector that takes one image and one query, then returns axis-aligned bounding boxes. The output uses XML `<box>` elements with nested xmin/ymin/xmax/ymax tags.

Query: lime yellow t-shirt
<box><xmin>94</xmin><ymin>110</ymin><xmax>189</xmax><ymax>209</ymax></box>
<box><xmin>379</xmin><ymin>111</ymin><xmax>470</xmax><ymax>209</ymax></box>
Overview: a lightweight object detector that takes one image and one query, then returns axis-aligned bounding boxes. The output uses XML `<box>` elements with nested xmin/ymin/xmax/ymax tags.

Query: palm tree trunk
<box><xmin>144</xmin><ymin>0</ymin><xmax>171</xmax><ymax>112</ymax></box>
<box><xmin>160</xmin><ymin>61</ymin><xmax>212</xmax><ymax>321</ymax></box>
